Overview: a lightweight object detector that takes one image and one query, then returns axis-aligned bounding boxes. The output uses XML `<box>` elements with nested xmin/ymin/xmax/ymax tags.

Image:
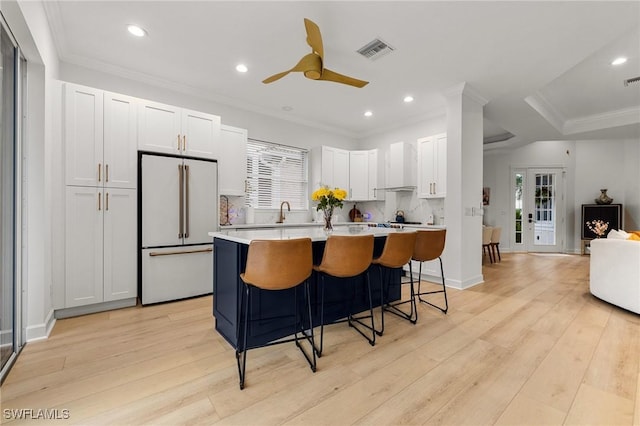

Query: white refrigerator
<box><xmin>140</xmin><ymin>153</ymin><xmax>218</xmax><ymax>304</ymax></box>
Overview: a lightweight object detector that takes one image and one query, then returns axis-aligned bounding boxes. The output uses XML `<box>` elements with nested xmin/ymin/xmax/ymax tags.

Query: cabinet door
<box><xmin>368</xmin><ymin>149</ymin><xmax>384</xmax><ymax>201</ymax></box>
<box><xmin>321</xmin><ymin>146</ymin><xmax>350</xmax><ymax>190</ymax></box>
<box><xmin>349</xmin><ymin>151</ymin><xmax>369</xmax><ymax>200</ymax></box>
<box><xmin>138</xmin><ymin>100</ymin><xmax>181</xmax><ymax>155</ymax></box>
<box><xmin>183</xmin><ymin>159</ymin><xmax>218</xmax><ymax>245</ymax></box>
<box><xmin>103</xmin><ymin>188</ymin><xmax>137</xmax><ymax>302</ymax></box>
<box><xmin>417</xmin><ymin>136</ymin><xmax>435</xmax><ymax>198</ymax></box>
<box><xmin>104</xmin><ymin>92</ymin><xmax>137</xmax><ymax>189</ymax></box>
<box><xmin>182</xmin><ymin>109</ymin><xmax>221</xmax><ymax>159</ymax></box>
<box><xmin>64</xmin><ymin>83</ymin><xmax>104</xmax><ymax>187</ymax></box>
<box><xmin>65</xmin><ymin>186</ymin><xmax>103</xmax><ymax>307</ymax></box>
<box><xmin>219</xmin><ymin>125</ymin><xmax>247</xmax><ymax>196</ymax></box>
<box><xmin>433</xmin><ymin>133</ymin><xmax>447</xmax><ymax>198</ymax></box>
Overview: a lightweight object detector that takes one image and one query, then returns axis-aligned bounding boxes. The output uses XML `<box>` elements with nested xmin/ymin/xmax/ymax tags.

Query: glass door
<box><xmin>524</xmin><ymin>168</ymin><xmax>565</xmax><ymax>253</ymax></box>
<box><xmin>0</xmin><ymin>14</ymin><xmax>18</xmax><ymax>381</ymax></box>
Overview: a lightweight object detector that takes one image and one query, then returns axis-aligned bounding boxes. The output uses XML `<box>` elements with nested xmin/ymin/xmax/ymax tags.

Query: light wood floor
<box><xmin>2</xmin><ymin>253</ymin><xmax>639</xmax><ymax>425</ymax></box>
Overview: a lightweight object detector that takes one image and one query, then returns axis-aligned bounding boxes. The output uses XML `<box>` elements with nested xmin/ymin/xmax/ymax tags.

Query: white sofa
<box><xmin>589</xmin><ymin>238</ymin><xmax>640</xmax><ymax>314</ymax></box>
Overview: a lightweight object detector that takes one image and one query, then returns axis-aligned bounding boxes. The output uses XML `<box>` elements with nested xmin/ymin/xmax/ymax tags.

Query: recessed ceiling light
<box><xmin>236</xmin><ymin>64</ymin><xmax>248</xmax><ymax>73</ymax></box>
<box><xmin>611</xmin><ymin>57</ymin><xmax>627</xmax><ymax>66</ymax></box>
<box><xmin>403</xmin><ymin>95</ymin><xmax>414</xmax><ymax>103</ymax></box>
<box><xmin>127</xmin><ymin>25</ymin><xmax>147</xmax><ymax>37</ymax></box>
<box><xmin>364</xmin><ymin>111</ymin><xmax>373</xmax><ymax>117</ymax></box>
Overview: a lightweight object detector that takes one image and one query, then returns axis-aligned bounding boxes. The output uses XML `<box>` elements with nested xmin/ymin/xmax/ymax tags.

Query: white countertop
<box><xmin>219</xmin><ymin>222</ymin><xmax>445</xmax><ymax>230</ymax></box>
<box><xmin>209</xmin><ymin>224</ymin><xmax>431</xmax><ymax>245</ymax></box>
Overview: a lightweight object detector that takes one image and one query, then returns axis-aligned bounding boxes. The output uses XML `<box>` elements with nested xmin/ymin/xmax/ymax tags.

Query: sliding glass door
<box><xmin>0</xmin><ymin>14</ymin><xmax>19</xmax><ymax>381</ymax></box>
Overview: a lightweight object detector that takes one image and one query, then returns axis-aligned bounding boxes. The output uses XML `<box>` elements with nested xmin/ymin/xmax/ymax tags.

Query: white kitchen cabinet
<box><xmin>387</xmin><ymin>141</ymin><xmax>416</xmax><ymax>188</ymax></box>
<box><xmin>349</xmin><ymin>150</ymin><xmax>369</xmax><ymax>200</ymax></box>
<box><xmin>219</xmin><ymin>125</ymin><xmax>247</xmax><ymax>196</ymax></box>
<box><xmin>321</xmin><ymin>146</ymin><xmax>350</xmax><ymax>190</ymax></box>
<box><xmin>65</xmin><ymin>187</ymin><xmax>137</xmax><ymax>307</ymax></box>
<box><xmin>417</xmin><ymin>133</ymin><xmax>447</xmax><ymax>198</ymax></box>
<box><xmin>368</xmin><ymin>149</ymin><xmax>385</xmax><ymax>201</ymax></box>
<box><xmin>138</xmin><ymin>99</ymin><xmax>220</xmax><ymax>159</ymax></box>
<box><xmin>64</xmin><ymin>84</ymin><xmax>137</xmax><ymax>189</ymax></box>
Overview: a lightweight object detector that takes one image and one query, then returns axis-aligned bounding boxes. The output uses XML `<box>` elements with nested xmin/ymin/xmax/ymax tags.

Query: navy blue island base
<box><xmin>213</xmin><ymin>234</ymin><xmax>402</xmax><ymax>350</ymax></box>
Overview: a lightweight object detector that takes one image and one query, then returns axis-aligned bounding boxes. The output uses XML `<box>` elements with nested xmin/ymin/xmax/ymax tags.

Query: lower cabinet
<box><xmin>65</xmin><ymin>186</ymin><xmax>137</xmax><ymax>308</ymax></box>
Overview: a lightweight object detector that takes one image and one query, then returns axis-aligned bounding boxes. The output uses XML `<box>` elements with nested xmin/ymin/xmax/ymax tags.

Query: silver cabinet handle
<box><xmin>184</xmin><ymin>164</ymin><xmax>190</xmax><ymax>238</ymax></box>
<box><xmin>149</xmin><ymin>247</ymin><xmax>212</xmax><ymax>257</ymax></box>
<box><xmin>177</xmin><ymin>134</ymin><xmax>181</xmax><ymax>150</ymax></box>
<box><xmin>183</xmin><ymin>135</ymin><xmax>187</xmax><ymax>151</ymax></box>
<box><xmin>178</xmin><ymin>164</ymin><xmax>184</xmax><ymax>238</ymax></box>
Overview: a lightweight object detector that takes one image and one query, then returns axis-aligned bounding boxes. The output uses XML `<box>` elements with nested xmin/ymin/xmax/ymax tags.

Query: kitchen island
<box><xmin>209</xmin><ymin>225</ymin><xmax>407</xmax><ymax>349</ymax></box>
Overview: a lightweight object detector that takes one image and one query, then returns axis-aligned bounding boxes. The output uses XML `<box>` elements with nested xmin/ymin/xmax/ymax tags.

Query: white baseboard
<box><xmin>26</xmin><ymin>308</ymin><xmax>56</xmax><ymax>342</ymax></box>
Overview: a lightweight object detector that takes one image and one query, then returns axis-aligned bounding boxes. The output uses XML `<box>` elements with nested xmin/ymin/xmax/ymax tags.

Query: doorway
<box><xmin>513</xmin><ymin>168</ymin><xmax>565</xmax><ymax>253</ymax></box>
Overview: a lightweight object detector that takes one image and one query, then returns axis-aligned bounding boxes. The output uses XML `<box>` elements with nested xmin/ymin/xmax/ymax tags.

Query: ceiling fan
<box><xmin>262</xmin><ymin>18</ymin><xmax>369</xmax><ymax>88</ymax></box>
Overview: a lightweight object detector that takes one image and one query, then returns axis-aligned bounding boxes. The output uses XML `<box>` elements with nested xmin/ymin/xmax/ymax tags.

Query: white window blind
<box><xmin>246</xmin><ymin>139</ymin><xmax>309</xmax><ymax>209</ymax></box>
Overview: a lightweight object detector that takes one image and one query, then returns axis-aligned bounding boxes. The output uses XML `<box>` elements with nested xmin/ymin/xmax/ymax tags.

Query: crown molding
<box><xmin>524</xmin><ymin>93</ymin><xmax>566</xmax><ymax>133</ymax></box>
<box><xmin>564</xmin><ymin>106</ymin><xmax>640</xmax><ymax>135</ymax></box>
<box><xmin>442</xmin><ymin>82</ymin><xmax>489</xmax><ymax>106</ymax></box>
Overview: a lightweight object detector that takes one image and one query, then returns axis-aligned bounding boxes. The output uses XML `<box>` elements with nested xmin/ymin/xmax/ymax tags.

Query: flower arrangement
<box><xmin>586</xmin><ymin>219</ymin><xmax>609</xmax><ymax>237</ymax></box>
<box><xmin>312</xmin><ymin>186</ymin><xmax>347</xmax><ymax>232</ymax></box>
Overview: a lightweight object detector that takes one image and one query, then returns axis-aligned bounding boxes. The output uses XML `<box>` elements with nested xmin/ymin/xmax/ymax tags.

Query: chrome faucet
<box><xmin>277</xmin><ymin>201</ymin><xmax>290</xmax><ymax>223</ymax></box>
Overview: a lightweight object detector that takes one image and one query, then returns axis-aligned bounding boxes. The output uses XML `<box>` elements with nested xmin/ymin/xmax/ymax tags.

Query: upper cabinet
<box><xmin>319</xmin><ymin>146</ymin><xmax>383</xmax><ymax>201</ymax></box>
<box><xmin>349</xmin><ymin>150</ymin><xmax>369</xmax><ymax>200</ymax></box>
<box><xmin>138</xmin><ymin>99</ymin><xmax>220</xmax><ymax>159</ymax></box>
<box><xmin>219</xmin><ymin>125</ymin><xmax>248</xmax><ymax>196</ymax></box>
<box><xmin>321</xmin><ymin>146</ymin><xmax>350</xmax><ymax>191</ymax></box>
<box><xmin>387</xmin><ymin>141</ymin><xmax>416</xmax><ymax>189</ymax></box>
<box><xmin>417</xmin><ymin>133</ymin><xmax>447</xmax><ymax>198</ymax></box>
<box><xmin>64</xmin><ymin>83</ymin><xmax>137</xmax><ymax>188</ymax></box>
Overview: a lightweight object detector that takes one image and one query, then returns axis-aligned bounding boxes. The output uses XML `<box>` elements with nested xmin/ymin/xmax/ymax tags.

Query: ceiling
<box><xmin>42</xmin><ymin>1</ymin><xmax>640</xmax><ymax>146</ymax></box>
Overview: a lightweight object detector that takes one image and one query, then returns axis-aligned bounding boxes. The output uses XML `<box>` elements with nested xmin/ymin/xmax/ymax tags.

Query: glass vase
<box><xmin>323</xmin><ymin>207</ymin><xmax>334</xmax><ymax>235</ymax></box>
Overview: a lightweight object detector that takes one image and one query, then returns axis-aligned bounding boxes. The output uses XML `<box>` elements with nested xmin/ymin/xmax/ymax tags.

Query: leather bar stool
<box><xmin>313</xmin><ymin>234</ymin><xmax>375</xmax><ymax>356</ymax></box>
<box><xmin>413</xmin><ymin>229</ymin><xmax>448</xmax><ymax>314</ymax></box>
<box><xmin>371</xmin><ymin>231</ymin><xmax>418</xmax><ymax>335</ymax></box>
<box><xmin>236</xmin><ymin>238</ymin><xmax>315</xmax><ymax>390</ymax></box>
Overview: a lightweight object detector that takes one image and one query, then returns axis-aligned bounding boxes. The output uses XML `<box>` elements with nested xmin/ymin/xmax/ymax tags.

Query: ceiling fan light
<box><xmin>127</xmin><ymin>25</ymin><xmax>146</xmax><ymax>37</ymax></box>
<box><xmin>611</xmin><ymin>57</ymin><xmax>627</xmax><ymax>66</ymax></box>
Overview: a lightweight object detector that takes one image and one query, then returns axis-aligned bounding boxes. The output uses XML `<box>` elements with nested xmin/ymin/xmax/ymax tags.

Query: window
<box><xmin>245</xmin><ymin>139</ymin><xmax>308</xmax><ymax>210</ymax></box>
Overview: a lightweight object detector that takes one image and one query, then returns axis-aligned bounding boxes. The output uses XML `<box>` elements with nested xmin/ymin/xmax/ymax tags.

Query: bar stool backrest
<box><xmin>413</xmin><ymin>230</ymin><xmax>446</xmax><ymax>262</ymax></box>
<box><xmin>315</xmin><ymin>234</ymin><xmax>374</xmax><ymax>278</ymax></box>
<box><xmin>374</xmin><ymin>232</ymin><xmax>417</xmax><ymax>268</ymax></box>
<box><xmin>241</xmin><ymin>238</ymin><xmax>313</xmax><ymax>290</ymax></box>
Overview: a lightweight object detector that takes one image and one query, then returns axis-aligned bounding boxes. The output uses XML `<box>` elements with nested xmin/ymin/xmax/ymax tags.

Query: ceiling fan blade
<box><xmin>263</xmin><ymin>53</ymin><xmax>322</xmax><ymax>84</ymax></box>
<box><xmin>319</xmin><ymin>68</ymin><xmax>369</xmax><ymax>88</ymax></box>
<box><xmin>262</xmin><ymin>70</ymin><xmax>292</xmax><ymax>84</ymax></box>
<box><xmin>304</xmin><ymin>18</ymin><xmax>324</xmax><ymax>59</ymax></box>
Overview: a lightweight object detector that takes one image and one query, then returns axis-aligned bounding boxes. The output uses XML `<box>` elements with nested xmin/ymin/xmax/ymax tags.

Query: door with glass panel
<box><xmin>1</xmin><ymin>15</ymin><xmax>17</xmax><ymax>379</ymax></box>
<box><xmin>513</xmin><ymin>168</ymin><xmax>565</xmax><ymax>253</ymax></box>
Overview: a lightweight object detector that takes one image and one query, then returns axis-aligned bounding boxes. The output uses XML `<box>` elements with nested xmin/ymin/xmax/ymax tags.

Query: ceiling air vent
<box><xmin>623</xmin><ymin>76</ymin><xmax>640</xmax><ymax>87</ymax></box>
<box><xmin>357</xmin><ymin>38</ymin><xmax>394</xmax><ymax>61</ymax></box>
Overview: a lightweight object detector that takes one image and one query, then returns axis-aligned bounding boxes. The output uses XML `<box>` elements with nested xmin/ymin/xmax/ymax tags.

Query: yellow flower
<box><xmin>333</xmin><ymin>188</ymin><xmax>347</xmax><ymax>200</ymax></box>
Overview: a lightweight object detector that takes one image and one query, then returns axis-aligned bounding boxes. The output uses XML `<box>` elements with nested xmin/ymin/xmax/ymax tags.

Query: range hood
<box><xmin>377</xmin><ymin>186</ymin><xmax>416</xmax><ymax>192</ymax></box>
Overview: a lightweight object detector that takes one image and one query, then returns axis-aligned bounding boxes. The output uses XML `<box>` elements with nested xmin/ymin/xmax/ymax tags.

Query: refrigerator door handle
<box><xmin>185</xmin><ymin>165</ymin><xmax>190</xmax><ymax>238</ymax></box>
<box><xmin>178</xmin><ymin>164</ymin><xmax>184</xmax><ymax>239</ymax></box>
<box><xmin>148</xmin><ymin>247</ymin><xmax>212</xmax><ymax>257</ymax></box>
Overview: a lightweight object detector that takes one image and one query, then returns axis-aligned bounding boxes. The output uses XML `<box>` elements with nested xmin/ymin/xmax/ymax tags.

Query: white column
<box><xmin>443</xmin><ymin>83</ymin><xmax>488</xmax><ymax>289</ymax></box>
